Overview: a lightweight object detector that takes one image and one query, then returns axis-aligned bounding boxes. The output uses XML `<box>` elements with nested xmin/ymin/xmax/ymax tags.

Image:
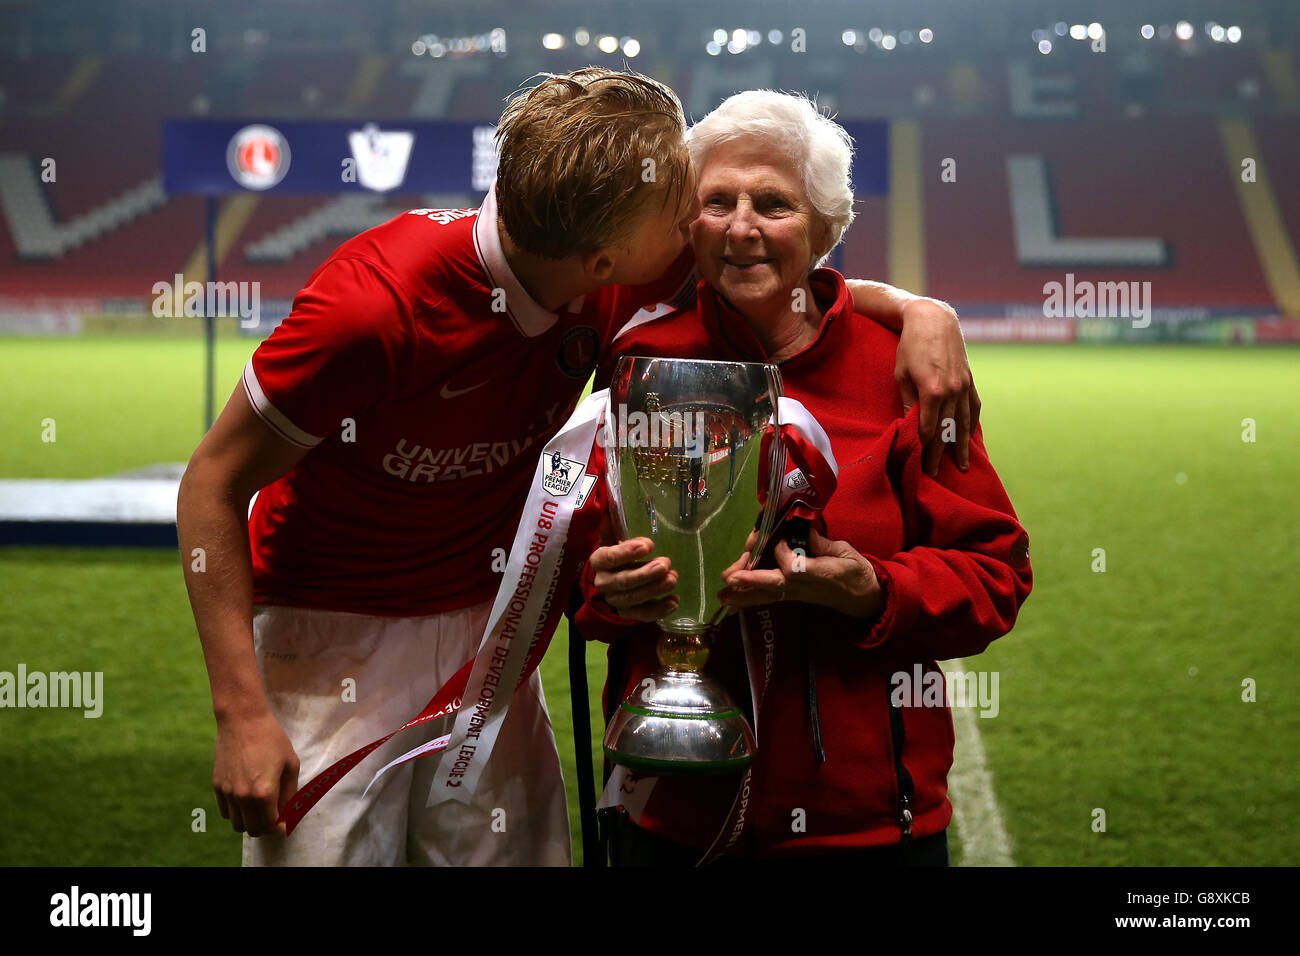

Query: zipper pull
<box><xmin>898</xmin><ymin>793</ymin><xmax>913</xmax><ymax>839</ymax></box>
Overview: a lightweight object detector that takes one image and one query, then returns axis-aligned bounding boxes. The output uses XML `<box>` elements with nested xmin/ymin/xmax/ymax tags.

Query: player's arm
<box><xmin>176</xmin><ymin>385</ymin><xmax>308</xmax><ymax>838</ymax></box>
<box><xmin>845</xmin><ymin>280</ymin><xmax>979</xmax><ymax>477</ymax></box>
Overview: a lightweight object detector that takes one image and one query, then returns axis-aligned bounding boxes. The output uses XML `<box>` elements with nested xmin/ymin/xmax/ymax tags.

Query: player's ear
<box><xmin>582</xmin><ymin>248</ymin><xmax>617</xmax><ymax>283</ymax></box>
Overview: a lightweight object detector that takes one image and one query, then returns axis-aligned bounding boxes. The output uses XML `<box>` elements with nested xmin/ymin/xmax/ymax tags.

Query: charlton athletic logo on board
<box><xmin>541</xmin><ymin>452</ymin><xmax>582</xmax><ymax>497</ymax></box>
<box><xmin>227</xmin><ymin>124</ymin><xmax>291</xmax><ymax>190</ymax></box>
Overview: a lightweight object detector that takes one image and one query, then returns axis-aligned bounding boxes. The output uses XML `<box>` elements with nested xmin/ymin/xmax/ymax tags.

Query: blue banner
<box><xmin>162</xmin><ymin>119</ymin><xmax>498</xmax><ymax>195</ymax></box>
<box><xmin>842</xmin><ymin>121</ymin><xmax>889</xmax><ymax>196</ymax></box>
<box><xmin>163</xmin><ymin>118</ymin><xmax>889</xmax><ymax>197</ymax></box>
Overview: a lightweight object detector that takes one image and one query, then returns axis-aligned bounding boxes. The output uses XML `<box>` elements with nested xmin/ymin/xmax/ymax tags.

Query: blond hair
<box><xmin>495</xmin><ymin>67</ymin><xmax>691</xmax><ymax>259</ymax></box>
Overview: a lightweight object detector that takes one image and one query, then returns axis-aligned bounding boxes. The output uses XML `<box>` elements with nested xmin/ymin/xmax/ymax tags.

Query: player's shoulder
<box><xmin>317</xmin><ymin>206</ymin><xmax>482</xmax><ymax>300</ymax></box>
<box><xmin>609</xmin><ymin>303</ymin><xmax>709</xmax><ymax>359</ymax></box>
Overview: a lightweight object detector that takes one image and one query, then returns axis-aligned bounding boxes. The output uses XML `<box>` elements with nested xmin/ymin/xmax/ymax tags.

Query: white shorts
<box><xmin>241</xmin><ymin>602</ymin><xmax>571</xmax><ymax>867</ymax></box>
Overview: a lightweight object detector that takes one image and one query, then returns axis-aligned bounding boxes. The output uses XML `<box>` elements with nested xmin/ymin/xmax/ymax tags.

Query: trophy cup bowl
<box><xmin>601</xmin><ymin>356</ymin><xmax>786</xmax><ymax>775</ymax></box>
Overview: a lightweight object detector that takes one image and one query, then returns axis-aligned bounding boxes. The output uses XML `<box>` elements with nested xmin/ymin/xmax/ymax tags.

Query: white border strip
<box><xmin>241</xmin><ymin>359</ymin><xmax>323</xmax><ymax>449</ymax></box>
<box><xmin>945</xmin><ymin>661</ymin><xmax>1014</xmax><ymax>866</ymax></box>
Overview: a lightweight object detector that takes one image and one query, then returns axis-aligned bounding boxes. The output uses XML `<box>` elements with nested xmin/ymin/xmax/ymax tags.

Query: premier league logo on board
<box><xmin>226</xmin><ymin>124</ymin><xmax>291</xmax><ymax>190</ymax></box>
<box><xmin>348</xmin><ymin>123</ymin><xmax>415</xmax><ymax>192</ymax></box>
<box><xmin>541</xmin><ymin>451</ymin><xmax>582</xmax><ymax>497</ymax></box>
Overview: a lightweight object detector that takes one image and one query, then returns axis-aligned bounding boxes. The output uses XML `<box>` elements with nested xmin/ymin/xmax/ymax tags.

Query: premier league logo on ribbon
<box><xmin>348</xmin><ymin>123</ymin><xmax>415</xmax><ymax>192</ymax></box>
<box><xmin>541</xmin><ymin>451</ymin><xmax>582</xmax><ymax>497</ymax></box>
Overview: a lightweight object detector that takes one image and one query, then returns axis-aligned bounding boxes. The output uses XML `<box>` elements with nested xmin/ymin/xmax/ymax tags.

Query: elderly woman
<box><xmin>575</xmin><ymin>91</ymin><xmax>1033</xmax><ymax>865</ymax></box>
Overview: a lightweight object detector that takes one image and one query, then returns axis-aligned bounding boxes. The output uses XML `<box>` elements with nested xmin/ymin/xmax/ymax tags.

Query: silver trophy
<box><xmin>601</xmin><ymin>356</ymin><xmax>787</xmax><ymax>775</ymax></box>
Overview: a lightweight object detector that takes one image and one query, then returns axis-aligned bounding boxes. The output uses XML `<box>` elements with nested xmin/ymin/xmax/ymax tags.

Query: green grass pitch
<box><xmin>0</xmin><ymin>336</ymin><xmax>1296</xmax><ymax>865</ymax></box>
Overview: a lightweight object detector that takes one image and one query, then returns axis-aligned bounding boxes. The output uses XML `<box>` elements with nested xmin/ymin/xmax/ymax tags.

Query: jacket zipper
<box><xmin>804</xmin><ymin>636</ymin><xmax>826</xmax><ymax>763</ymax></box>
<box><xmin>887</xmin><ymin>683</ymin><xmax>915</xmax><ymax>844</ymax></box>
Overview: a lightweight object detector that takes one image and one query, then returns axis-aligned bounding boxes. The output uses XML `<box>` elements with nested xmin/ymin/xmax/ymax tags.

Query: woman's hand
<box><xmin>588</xmin><ymin>537</ymin><xmax>679</xmax><ymax>622</ymax></box>
<box><xmin>718</xmin><ymin>528</ymin><xmax>885</xmax><ymax>619</ymax></box>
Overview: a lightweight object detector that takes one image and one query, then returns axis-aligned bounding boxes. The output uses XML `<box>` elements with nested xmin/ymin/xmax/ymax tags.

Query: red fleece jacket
<box><xmin>574</xmin><ymin>269</ymin><xmax>1033</xmax><ymax>856</ymax></box>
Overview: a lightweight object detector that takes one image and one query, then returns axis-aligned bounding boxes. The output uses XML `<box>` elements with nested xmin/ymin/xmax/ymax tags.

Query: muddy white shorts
<box><xmin>241</xmin><ymin>601</ymin><xmax>571</xmax><ymax>867</ymax></box>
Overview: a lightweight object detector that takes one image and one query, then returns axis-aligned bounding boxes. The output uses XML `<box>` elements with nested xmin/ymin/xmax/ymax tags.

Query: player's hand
<box><xmin>590</xmin><ymin>537</ymin><xmax>679</xmax><ymax>622</ymax></box>
<box><xmin>212</xmin><ymin>707</ymin><xmax>300</xmax><ymax>838</ymax></box>
<box><xmin>719</xmin><ymin>528</ymin><xmax>884</xmax><ymax>619</ymax></box>
<box><xmin>895</xmin><ymin>297</ymin><xmax>980</xmax><ymax>476</ymax></box>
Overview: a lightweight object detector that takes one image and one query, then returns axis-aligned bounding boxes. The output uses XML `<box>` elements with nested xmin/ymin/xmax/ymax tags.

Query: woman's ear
<box><xmin>813</xmin><ymin>220</ymin><xmax>834</xmax><ymax>260</ymax></box>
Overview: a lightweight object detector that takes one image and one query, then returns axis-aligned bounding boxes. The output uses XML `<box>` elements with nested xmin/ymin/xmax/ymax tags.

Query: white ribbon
<box><xmin>423</xmin><ymin>387</ymin><xmax>609</xmax><ymax>805</ymax></box>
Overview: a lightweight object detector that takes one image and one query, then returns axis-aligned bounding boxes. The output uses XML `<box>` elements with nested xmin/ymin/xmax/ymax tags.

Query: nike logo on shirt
<box><xmin>439</xmin><ymin>378</ymin><xmax>488</xmax><ymax>400</ymax></box>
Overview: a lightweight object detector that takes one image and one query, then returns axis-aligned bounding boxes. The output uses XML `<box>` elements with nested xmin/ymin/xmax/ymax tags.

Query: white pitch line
<box><xmin>944</xmin><ymin>662</ymin><xmax>1015</xmax><ymax>866</ymax></box>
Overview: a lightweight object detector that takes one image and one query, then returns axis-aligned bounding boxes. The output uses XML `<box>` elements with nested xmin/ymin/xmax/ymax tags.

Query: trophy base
<box><xmin>602</xmin><ymin>671</ymin><xmax>755</xmax><ymax>776</ymax></box>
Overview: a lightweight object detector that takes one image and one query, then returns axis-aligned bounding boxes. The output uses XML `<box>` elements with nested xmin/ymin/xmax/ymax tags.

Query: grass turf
<box><xmin>1</xmin><ymin>338</ymin><xmax>1296</xmax><ymax>865</ymax></box>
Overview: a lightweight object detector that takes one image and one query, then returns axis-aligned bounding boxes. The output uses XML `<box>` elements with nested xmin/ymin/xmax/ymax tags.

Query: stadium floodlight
<box><xmin>1038</xmin><ymin>39</ymin><xmax>1053</xmax><ymax>55</ymax></box>
<box><xmin>768</xmin><ymin>30</ymin><xmax>782</xmax><ymax>44</ymax></box>
<box><xmin>919</xmin><ymin>27</ymin><xmax>933</xmax><ymax>43</ymax></box>
<box><xmin>1087</xmin><ymin>23</ymin><xmax>1104</xmax><ymax>41</ymax></box>
<box><xmin>1210</xmin><ymin>25</ymin><xmax>1226</xmax><ymax>42</ymax></box>
<box><xmin>1141</xmin><ymin>24</ymin><xmax>1155</xmax><ymax>39</ymax></box>
<box><xmin>574</xmin><ymin>28</ymin><xmax>590</xmax><ymax>46</ymax></box>
<box><xmin>868</xmin><ymin>27</ymin><xmax>883</xmax><ymax>43</ymax></box>
<box><xmin>542</xmin><ymin>33</ymin><xmax>564</xmax><ymax>50</ymax></box>
<box><xmin>1175</xmin><ymin>21</ymin><xmax>1193</xmax><ymax>40</ymax></box>
<box><xmin>881</xmin><ymin>34</ymin><xmax>896</xmax><ymax>50</ymax></box>
<box><xmin>747</xmin><ymin>30</ymin><xmax>761</xmax><ymax>46</ymax></box>
<box><xmin>842</xmin><ymin>30</ymin><xmax>857</xmax><ymax>46</ymax></box>
<box><xmin>727</xmin><ymin>40</ymin><xmax>743</xmax><ymax>54</ymax></box>
<box><xmin>1227</xmin><ymin>25</ymin><xmax>1242</xmax><ymax>43</ymax></box>
<box><xmin>597</xmin><ymin>34</ymin><xmax>618</xmax><ymax>53</ymax></box>
<box><xmin>714</xmin><ymin>29</ymin><xmax>727</xmax><ymax>44</ymax></box>
<box><xmin>706</xmin><ymin>40</ymin><xmax>722</xmax><ymax>55</ymax></box>
<box><xmin>1054</xmin><ymin>22</ymin><xmax>1067</xmax><ymax>36</ymax></box>
<box><xmin>622</xmin><ymin>38</ymin><xmax>640</xmax><ymax>57</ymax></box>
<box><xmin>1069</xmin><ymin>24</ymin><xmax>1087</xmax><ymax>40</ymax></box>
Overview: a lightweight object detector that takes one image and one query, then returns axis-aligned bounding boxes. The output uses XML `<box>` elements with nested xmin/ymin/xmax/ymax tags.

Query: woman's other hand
<box><xmin>719</xmin><ymin>528</ymin><xmax>884</xmax><ymax>619</ymax></box>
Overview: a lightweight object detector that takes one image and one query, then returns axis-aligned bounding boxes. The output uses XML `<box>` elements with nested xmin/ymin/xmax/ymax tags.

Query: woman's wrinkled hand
<box><xmin>589</xmin><ymin>537</ymin><xmax>679</xmax><ymax>622</ymax></box>
<box><xmin>718</xmin><ymin>528</ymin><xmax>885</xmax><ymax>619</ymax></box>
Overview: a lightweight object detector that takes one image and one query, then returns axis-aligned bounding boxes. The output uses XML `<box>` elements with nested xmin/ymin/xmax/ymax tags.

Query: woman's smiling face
<box><xmin>689</xmin><ymin>137</ymin><xmax>829</xmax><ymax>316</ymax></box>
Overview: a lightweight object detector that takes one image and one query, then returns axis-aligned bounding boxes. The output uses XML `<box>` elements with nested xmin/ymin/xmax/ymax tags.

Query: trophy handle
<box><xmin>745</xmin><ymin>363</ymin><xmax>788</xmax><ymax>572</ymax></box>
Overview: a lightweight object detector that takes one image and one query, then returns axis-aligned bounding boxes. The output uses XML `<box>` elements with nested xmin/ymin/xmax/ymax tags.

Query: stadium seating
<box><xmin>0</xmin><ymin>49</ymin><xmax>1296</xmax><ymax>315</ymax></box>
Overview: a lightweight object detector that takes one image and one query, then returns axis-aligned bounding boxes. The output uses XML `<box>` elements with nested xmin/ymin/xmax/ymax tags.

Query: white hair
<box><xmin>686</xmin><ymin>90</ymin><xmax>856</xmax><ymax>269</ymax></box>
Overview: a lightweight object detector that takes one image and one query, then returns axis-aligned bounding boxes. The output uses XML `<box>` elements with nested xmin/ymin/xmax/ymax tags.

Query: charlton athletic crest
<box><xmin>227</xmin><ymin>124</ymin><xmax>291</xmax><ymax>190</ymax></box>
<box><xmin>557</xmin><ymin>326</ymin><xmax>600</xmax><ymax>378</ymax></box>
<box><xmin>541</xmin><ymin>452</ymin><xmax>583</xmax><ymax>496</ymax></box>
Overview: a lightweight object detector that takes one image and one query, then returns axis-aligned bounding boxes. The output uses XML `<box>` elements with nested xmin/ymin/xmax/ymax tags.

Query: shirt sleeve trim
<box><xmin>241</xmin><ymin>358</ymin><xmax>323</xmax><ymax>449</ymax></box>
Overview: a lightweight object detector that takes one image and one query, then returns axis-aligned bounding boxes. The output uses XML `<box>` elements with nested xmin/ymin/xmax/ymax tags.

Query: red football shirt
<box><xmin>243</xmin><ymin>186</ymin><xmax>694</xmax><ymax>615</ymax></box>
